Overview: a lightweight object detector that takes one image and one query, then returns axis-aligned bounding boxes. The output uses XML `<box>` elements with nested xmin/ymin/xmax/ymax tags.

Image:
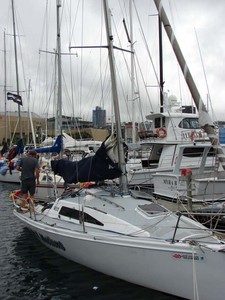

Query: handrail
<box><xmin>171</xmin><ymin>210</ymin><xmax>225</xmax><ymax>244</ymax></box>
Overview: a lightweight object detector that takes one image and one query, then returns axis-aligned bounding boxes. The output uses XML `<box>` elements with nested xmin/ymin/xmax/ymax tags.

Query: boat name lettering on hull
<box><xmin>34</xmin><ymin>231</ymin><xmax>66</xmax><ymax>251</ymax></box>
<box><xmin>163</xmin><ymin>179</ymin><xmax>177</xmax><ymax>186</ymax></box>
<box><xmin>173</xmin><ymin>253</ymin><xmax>205</xmax><ymax>262</ymax></box>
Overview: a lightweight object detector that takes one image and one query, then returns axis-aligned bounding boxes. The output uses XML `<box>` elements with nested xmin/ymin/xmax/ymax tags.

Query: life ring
<box><xmin>9</xmin><ymin>189</ymin><xmax>22</xmax><ymax>200</ymax></box>
<box><xmin>156</xmin><ymin>127</ymin><xmax>167</xmax><ymax>138</ymax></box>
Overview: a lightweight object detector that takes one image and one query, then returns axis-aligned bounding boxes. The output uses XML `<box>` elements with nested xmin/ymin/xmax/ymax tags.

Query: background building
<box><xmin>93</xmin><ymin>106</ymin><xmax>106</xmax><ymax>128</ymax></box>
<box><xmin>47</xmin><ymin>116</ymin><xmax>109</xmax><ymax>141</ymax></box>
<box><xmin>0</xmin><ymin>111</ymin><xmax>109</xmax><ymax>146</ymax></box>
<box><xmin>0</xmin><ymin>111</ymin><xmax>44</xmax><ymax>145</ymax></box>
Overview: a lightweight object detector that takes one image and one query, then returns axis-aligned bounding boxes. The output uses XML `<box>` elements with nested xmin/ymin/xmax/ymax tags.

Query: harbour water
<box><xmin>0</xmin><ymin>183</ymin><xmax>181</xmax><ymax>300</ymax></box>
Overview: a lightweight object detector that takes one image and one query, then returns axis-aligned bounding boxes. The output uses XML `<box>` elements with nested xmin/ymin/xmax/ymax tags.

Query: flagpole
<box><xmin>11</xmin><ymin>0</ymin><xmax>22</xmax><ymax>140</ymax></box>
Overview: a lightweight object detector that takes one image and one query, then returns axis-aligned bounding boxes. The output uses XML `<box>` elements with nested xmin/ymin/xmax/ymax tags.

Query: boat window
<box><xmin>183</xmin><ymin>147</ymin><xmax>215</xmax><ymax>157</ymax></box>
<box><xmin>154</xmin><ymin>117</ymin><xmax>165</xmax><ymax>128</ymax></box>
<box><xmin>179</xmin><ymin>118</ymin><xmax>200</xmax><ymax>129</ymax></box>
<box><xmin>59</xmin><ymin>206</ymin><xmax>104</xmax><ymax>226</ymax></box>
<box><xmin>155</xmin><ymin>118</ymin><xmax>161</xmax><ymax>128</ymax></box>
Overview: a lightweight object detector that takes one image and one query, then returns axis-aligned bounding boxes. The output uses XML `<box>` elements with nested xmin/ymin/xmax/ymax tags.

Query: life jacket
<box><xmin>7</xmin><ymin>147</ymin><xmax>16</xmax><ymax>161</ymax></box>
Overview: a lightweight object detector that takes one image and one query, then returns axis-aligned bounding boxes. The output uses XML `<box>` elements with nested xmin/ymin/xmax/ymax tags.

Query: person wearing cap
<box><xmin>16</xmin><ymin>150</ymin><xmax>40</xmax><ymax>209</ymax></box>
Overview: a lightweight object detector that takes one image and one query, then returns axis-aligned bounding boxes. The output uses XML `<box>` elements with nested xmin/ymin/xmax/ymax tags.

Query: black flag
<box><xmin>7</xmin><ymin>92</ymin><xmax>23</xmax><ymax>105</ymax></box>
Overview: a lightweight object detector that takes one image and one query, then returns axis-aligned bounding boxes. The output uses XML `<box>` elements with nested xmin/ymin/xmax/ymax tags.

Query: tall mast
<box><xmin>158</xmin><ymin>15</ymin><xmax>164</xmax><ymax>113</ymax></box>
<box><xmin>56</xmin><ymin>0</ymin><xmax>62</xmax><ymax>139</ymax></box>
<box><xmin>27</xmin><ymin>79</ymin><xmax>36</xmax><ymax>148</ymax></box>
<box><xmin>103</xmin><ymin>0</ymin><xmax>128</xmax><ymax>193</ymax></box>
<box><xmin>123</xmin><ymin>2</ymin><xmax>136</xmax><ymax>143</ymax></box>
<box><xmin>3</xmin><ymin>30</ymin><xmax>7</xmax><ymax>141</ymax></box>
<box><xmin>11</xmin><ymin>0</ymin><xmax>22</xmax><ymax>139</ymax></box>
<box><xmin>154</xmin><ymin>0</ymin><xmax>225</xmax><ymax>170</ymax></box>
<box><xmin>56</xmin><ymin>0</ymin><xmax>63</xmax><ymax>158</ymax></box>
<box><xmin>129</xmin><ymin>1</ymin><xmax>136</xmax><ymax>143</ymax></box>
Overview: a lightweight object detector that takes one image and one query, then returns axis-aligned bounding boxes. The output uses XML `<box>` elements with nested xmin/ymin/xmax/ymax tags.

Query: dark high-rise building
<box><xmin>93</xmin><ymin>106</ymin><xmax>106</xmax><ymax>128</ymax></box>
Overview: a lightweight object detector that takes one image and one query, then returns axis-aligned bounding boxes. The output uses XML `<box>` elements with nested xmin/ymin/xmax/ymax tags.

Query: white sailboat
<box><xmin>12</xmin><ymin>1</ymin><xmax>225</xmax><ymax>300</ymax></box>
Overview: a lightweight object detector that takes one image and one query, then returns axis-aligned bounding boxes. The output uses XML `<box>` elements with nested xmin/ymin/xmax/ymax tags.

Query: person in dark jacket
<box><xmin>16</xmin><ymin>150</ymin><xmax>40</xmax><ymax>209</ymax></box>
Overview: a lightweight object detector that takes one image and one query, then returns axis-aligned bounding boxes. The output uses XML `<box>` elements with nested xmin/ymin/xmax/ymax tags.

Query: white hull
<box><xmin>0</xmin><ymin>170</ymin><xmax>20</xmax><ymax>184</ymax></box>
<box><xmin>13</xmin><ymin>187</ymin><xmax>225</xmax><ymax>300</ymax></box>
<box><xmin>154</xmin><ymin>172</ymin><xmax>225</xmax><ymax>202</ymax></box>
<box><xmin>126</xmin><ymin>148</ymin><xmax>215</xmax><ymax>187</ymax></box>
<box><xmin>14</xmin><ymin>211</ymin><xmax>225</xmax><ymax>300</ymax></box>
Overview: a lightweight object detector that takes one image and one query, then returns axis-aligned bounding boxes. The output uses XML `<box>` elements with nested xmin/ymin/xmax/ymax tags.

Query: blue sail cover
<box><xmin>51</xmin><ymin>136</ymin><xmax>122</xmax><ymax>184</ymax></box>
<box><xmin>35</xmin><ymin>135</ymin><xmax>62</xmax><ymax>154</ymax></box>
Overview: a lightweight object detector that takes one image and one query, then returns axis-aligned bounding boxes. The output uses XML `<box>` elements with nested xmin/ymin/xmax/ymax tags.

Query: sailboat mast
<box><xmin>11</xmin><ymin>0</ymin><xmax>22</xmax><ymax>140</ymax></box>
<box><xmin>56</xmin><ymin>0</ymin><xmax>62</xmax><ymax>140</ymax></box>
<box><xmin>129</xmin><ymin>1</ymin><xmax>136</xmax><ymax>144</ymax></box>
<box><xmin>3</xmin><ymin>30</ymin><xmax>7</xmax><ymax>142</ymax></box>
<box><xmin>158</xmin><ymin>15</ymin><xmax>164</xmax><ymax>113</ymax></box>
<box><xmin>154</xmin><ymin>0</ymin><xmax>225</xmax><ymax>170</ymax></box>
<box><xmin>103</xmin><ymin>0</ymin><xmax>128</xmax><ymax>193</ymax></box>
<box><xmin>28</xmin><ymin>79</ymin><xmax>37</xmax><ymax>148</ymax></box>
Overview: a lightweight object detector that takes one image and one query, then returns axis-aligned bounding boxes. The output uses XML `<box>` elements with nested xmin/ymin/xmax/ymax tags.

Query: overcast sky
<box><xmin>0</xmin><ymin>0</ymin><xmax>225</xmax><ymax>124</ymax></box>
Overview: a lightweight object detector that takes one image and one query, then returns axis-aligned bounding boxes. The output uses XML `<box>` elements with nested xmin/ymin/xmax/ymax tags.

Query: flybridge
<box><xmin>143</xmin><ymin>103</ymin><xmax>203</xmax><ymax>142</ymax></box>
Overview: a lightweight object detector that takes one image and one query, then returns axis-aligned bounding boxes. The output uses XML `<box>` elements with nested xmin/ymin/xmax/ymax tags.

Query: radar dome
<box><xmin>168</xmin><ymin>95</ymin><xmax>179</xmax><ymax>106</ymax></box>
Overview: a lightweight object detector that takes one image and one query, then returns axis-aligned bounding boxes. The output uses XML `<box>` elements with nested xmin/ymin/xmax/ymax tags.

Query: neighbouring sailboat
<box><xmin>11</xmin><ymin>1</ymin><xmax>225</xmax><ymax>300</ymax></box>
